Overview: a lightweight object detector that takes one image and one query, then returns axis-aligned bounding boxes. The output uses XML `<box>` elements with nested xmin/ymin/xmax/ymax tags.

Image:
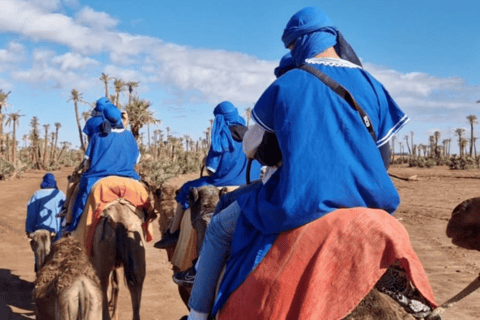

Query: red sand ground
<box><xmin>1</xmin><ymin>165</ymin><xmax>480</xmax><ymax>319</ymax></box>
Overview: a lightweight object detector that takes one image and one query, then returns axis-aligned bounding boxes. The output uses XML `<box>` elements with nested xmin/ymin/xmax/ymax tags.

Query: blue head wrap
<box><xmin>274</xmin><ymin>53</ymin><xmax>295</xmax><ymax>78</ymax></box>
<box><xmin>83</xmin><ymin>97</ymin><xmax>117</xmax><ymax>137</ymax></box>
<box><xmin>40</xmin><ymin>173</ymin><xmax>57</xmax><ymax>189</ymax></box>
<box><xmin>91</xmin><ymin>97</ymin><xmax>110</xmax><ymax>117</ymax></box>
<box><xmin>211</xmin><ymin>101</ymin><xmax>246</xmax><ymax>153</ymax></box>
<box><xmin>282</xmin><ymin>7</ymin><xmax>362</xmax><ymax>67</ymax></box>
<box><xmin>100</xmin><ymin>104</ymin><xmax>124</xmax><ymax>136</ymax></box>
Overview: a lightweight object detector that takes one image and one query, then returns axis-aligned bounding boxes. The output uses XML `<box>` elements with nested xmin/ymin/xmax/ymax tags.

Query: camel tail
<box><xmin>115</xmin><ymin>223</ymin><xmax>139</xmax><ymax>288</ymax></box>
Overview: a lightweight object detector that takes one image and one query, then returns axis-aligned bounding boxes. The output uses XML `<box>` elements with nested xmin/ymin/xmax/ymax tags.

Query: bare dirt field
<box><xmin>1</xmin><ymin>165</ymin><xmax>480</xmax><ymax>319</ymax></box>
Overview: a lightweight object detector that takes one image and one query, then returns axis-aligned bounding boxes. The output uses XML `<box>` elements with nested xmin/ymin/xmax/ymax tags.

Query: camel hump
<box><xmin>34</xmin><ymin>237</ymin><xmax>100</xmax><ymax>299</ymax></box>
<box><xmin>448</xmin><ymin>197</ymin><xmax>480</xmax><ymax>234</ymax></box>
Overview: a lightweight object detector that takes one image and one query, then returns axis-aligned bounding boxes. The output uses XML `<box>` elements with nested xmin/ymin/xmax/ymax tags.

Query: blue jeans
<box><xmin>188</xmin><ymin>201</ymin><xmax>242</xmax><ymax>313</ymax></box>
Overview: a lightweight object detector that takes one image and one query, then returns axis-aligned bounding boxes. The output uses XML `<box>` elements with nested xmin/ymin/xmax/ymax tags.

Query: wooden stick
<box><xmin>425</xmin><ymin>274</ymin><xmax>480</xmax><ymax>319</ymax></box>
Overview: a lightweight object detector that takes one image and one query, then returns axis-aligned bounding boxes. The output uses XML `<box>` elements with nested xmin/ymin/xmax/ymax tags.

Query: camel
<box><xmin>90</xmin><ymin>198</ymin><xmax>147</xmax><ymax>320</ymax></box>
<box><xmin>153</xmin><ymin>184</ymin><xmax>178</xmax><ymax>238</ymax></box>
<box><xmin>32</xmin><ymin>236</ymin><xmax>102</xmax><ymax>320</ymax></box>
<box><xmin>189</xmin><ymin>185</ymin><xmax>227</xmax><ymax>255</ymax></box>
<box><xmin>446</xmin><ymin>197</ymin><xmax>480</xmax><ymax>250</ymax></box>
<box><xmin>182</xmin><ymin>189</ymin><xmax>435</xmax><ymax>320</ymax></box>
<box><xmin>28</xmin><ymin>229</ymin><xmax>56</xmax><ymax>272</ymax></box>
<box><xmin>424</xmin><ymin>197</ymin><xmax>480</xmax><ymax>319</ymax></box>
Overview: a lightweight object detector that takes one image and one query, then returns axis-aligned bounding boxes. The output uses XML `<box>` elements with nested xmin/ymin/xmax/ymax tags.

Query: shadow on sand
<box><xmin>0</xmin><ymin>269</ymin><xmax>35</xmax><ymax>319</ymax></box>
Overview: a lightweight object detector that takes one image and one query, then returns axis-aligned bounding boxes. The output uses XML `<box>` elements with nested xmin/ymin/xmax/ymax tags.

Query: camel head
<box><xmin>154</xmin><ymin>184</ymin><xmax>177</xmax><ymax>202</ymax></box>
<box><xmin>188</xmin><ymin>185</ymin><xmax>227</xmax><ymax>219</ymax></box>
<box><xmin>446</xmin><ymin>197</ymin><xmax>480</xmax><ymax>251</ymax></box>
<box><xmin>28</xmin><ymin>230</ymin><xmax>56</xmax><ymax>272</ymax></box>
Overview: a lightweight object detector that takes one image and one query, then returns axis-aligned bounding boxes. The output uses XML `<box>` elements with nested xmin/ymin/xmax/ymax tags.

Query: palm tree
<box><xmin>99</xmin><ymin>73</ymin><xmax>110</xmax><ymax>98</ymax></box>
<box><xmin>126</xmin><ymin>81</ymin><xmax>139</xmax><ymax>106</ymax></box>
<box><xmin>42</xmin><ymin>124</ymin><xmax>50</xmax><ymax>167</ymax></box>
<box><xmin>68</xmin><ymin>89</ymin><xmax>86</xmax><ymax>152</ymax></box>
<box><xmin>455</xmin><ymin>128</ymin><xmax>465</xmax><ymax>158</ymax></box>
<box><xmin>404</xmin><ymin>135</ymin><xmax>411</xmax><ymax>157</ymax></box>
<box><xmin>466</xmin><ymin>115</ymin><xmax>477</xmax><ymax>157</ymax></box>
<box><xmin>113</xmin><ymin>78</ymin><xmax>126</xmax><ymax>107</ymax></box>
<box><xmin>125</xmin><ymin>96</ymin><xmax>161</xmax><ymax>141</ymax></box>
<box><xmin>5</xmin><ymin>111</ymin><xmax>24</xmax><ymax>165</ymax></box>
<box><xmin>0</xmin><ymin>89</ymin><xmax>11</xmax><ymax>156</ymax></box>
<box><xmin>410</xmin><ymin>131</ymin><xmax>415</xmax><ymax>157</ymax></box>
<box><xmin>428</xmin><ymin>136</ymin><xmax>434</xmax><ymax>157</ymax></box>
<box><xmin>434</xmin><ymin>131</ymin><xmax>441</xmax><ymax>157</ymax></box>
<box><xmin>52</xmin><ymin>122</ymin><xmax>61</xmax><ymax>164</ymax></box>
<box><xmin>29</xmin><ymin>116</ymin><xmax>41</xmax><ymax>168</ymax></box>
<box><xmin>391</xmin><ymin>136</ymin><xmax>396</xmax><ymax>161</ymax></box>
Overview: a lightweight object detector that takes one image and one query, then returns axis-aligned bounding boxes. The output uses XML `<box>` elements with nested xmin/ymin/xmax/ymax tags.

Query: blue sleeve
<box><xmin>85</xmin><ymin>134</ymin><xmax>95</xmax><ymax>159</ymax></box>
<box><xmin>25</xmin><ymin>194</ymin><xmax>38</xmax><ymax>233</ymax></box>
<box><xmin>252</xmin><ymin>81</ymin><xmax>282</xmax><ymax>133</ymax></box>
<box><xmin>369</xmin><ymin>80</ymin><xmax>410</xmax><ymax>147</ymax></box>
<box><xmin>205</xmin><ymin>146</ymin><xmax>221</xmax><ymax>173</ymax></box>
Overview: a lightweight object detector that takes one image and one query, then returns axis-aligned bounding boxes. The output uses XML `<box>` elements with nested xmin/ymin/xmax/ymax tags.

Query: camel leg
<box><xmin>124</xmin><ymin>231</ymin><xmax>146</xmax><ymax>320</ymax></box>
<box><xmin>109</xmin><ymin>269</ymin><xmax>120</xmax><ymax>320</ymax></box>
<box><xmin>91</xmin><ymin>219</ymin><xmax>117</xmax><ymax>320</ymax></box>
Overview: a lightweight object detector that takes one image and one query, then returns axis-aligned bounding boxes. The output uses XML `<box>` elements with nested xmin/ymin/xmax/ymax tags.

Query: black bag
<box><xmin>254</xmin><ymin>131</ymin><xmax>282</xmax><ymax>167</ymax></box>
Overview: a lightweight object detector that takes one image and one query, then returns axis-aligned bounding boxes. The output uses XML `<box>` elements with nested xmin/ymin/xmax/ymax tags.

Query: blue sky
<box><xmin>0</xmin><ymin>0</ymin><xmax>479</xmax><ymax>153</ymax></box>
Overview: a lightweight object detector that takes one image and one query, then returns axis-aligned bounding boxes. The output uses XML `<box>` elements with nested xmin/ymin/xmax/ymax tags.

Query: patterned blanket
<box><xmin>73</xmin><ymin>176</ymin><xmax>155</xmax><ymax>256</ymax></box>
<box><xmin>218</xmin><ymin>208</ymin><xmax>437</xmax><ymax>320</ymax></box>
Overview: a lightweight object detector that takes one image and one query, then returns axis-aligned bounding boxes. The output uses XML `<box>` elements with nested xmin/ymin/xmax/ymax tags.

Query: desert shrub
<box><xmin>425</xmin><ymin>159</ymin><xmax>436</xmax><ymax>168</ymax></box>
<box><xmin>0</xmin><ymin>158</ymin><xmax>15</xmax><ymax>180</ymax></box>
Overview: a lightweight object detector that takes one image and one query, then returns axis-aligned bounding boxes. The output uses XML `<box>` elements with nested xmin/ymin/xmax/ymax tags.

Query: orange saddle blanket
<box><xmin>73</xmin><ymin>176</ymin><xmax>155</xmax><ymax>256</ymax></box>
<box><xmin>218</xmin><ymin>208</ymin><xmax>437</xmax><ymax>320</ymax></box>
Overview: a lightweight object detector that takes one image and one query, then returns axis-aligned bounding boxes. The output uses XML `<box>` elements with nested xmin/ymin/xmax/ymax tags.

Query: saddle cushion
<box><xmin>218</xmin><ymin>208</ymin><xmax>437</xmax><ymax>320</ymax></box>
<box><xmin>74</xmin><ymin>176</ymin><xmax>154</xmax><ymax>256</ymax></box>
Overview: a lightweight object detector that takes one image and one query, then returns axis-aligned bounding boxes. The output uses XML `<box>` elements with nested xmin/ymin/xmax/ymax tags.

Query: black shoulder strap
<box><xmin>299</xmin><ymin>64</ymin><xmax>376</xmax><ymax>142</ymax></box>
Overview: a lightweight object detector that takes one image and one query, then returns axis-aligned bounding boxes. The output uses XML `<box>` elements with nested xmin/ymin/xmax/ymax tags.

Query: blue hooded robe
<box><xmin>26</xmin><ymin>173</ymin><xmax>65</xmax><ymax>240</ymax></box>
<box><xmin>176</xmin><ymin>101</ymin><xmax>262</xmax><ymax>210</ymax></box>
<box><xmin>213</xmin><ymin>7</ymin><xmax>409</xmax><ymax>314</ymax></box>
<box><xmin>69</xmin><ymin>106</ymin><xmax>140</xmax><ymax>231</ymax></box>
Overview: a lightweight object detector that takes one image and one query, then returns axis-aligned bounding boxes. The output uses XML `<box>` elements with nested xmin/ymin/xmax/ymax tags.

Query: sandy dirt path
<box><xmin>1</xmin><ymin>165</ymin><xmax>480</xmax><ymax>319</ymax></box>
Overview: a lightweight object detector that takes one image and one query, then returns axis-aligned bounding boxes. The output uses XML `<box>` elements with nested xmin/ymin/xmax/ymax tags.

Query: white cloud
<box><xmin>1</xmin><ymin>0</ymin><xmax>479</xmax><ymax>136</ymax></box>
<box><xmin>0</xmin><ymin>42</ymin><xmax>25</xmax><ymax>72</ymax></box>
<box><xmin>11</xmin><ymin>49</ymin><xmax>96</xmax><ymax>91</ymax></box>
<box><xmin>51</xmin><ymin>52</ymin><xmax>98</xmax><ymax>71</ymax></box>
<box><xmin>26</xmin><ymin>0</ymin><xmax>62</xmax><ymax>12</ymax></box>
<box><xmin>74</xmin><ymin>6</ymin><xmax>118</xmax><ymax>30</ymax></box>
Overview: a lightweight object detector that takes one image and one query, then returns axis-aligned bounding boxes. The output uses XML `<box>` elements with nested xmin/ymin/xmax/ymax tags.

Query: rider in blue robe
<box><xmin>213</xmin><ymin>7</ymin><xmax>409</xmax><ymax>315</ymax></box>
<box><xmin>68</xmin><ymin>106</ymin><xmax>140</xmax><ymax>232</ymax></box>
<box><xmin>175</xmin><ymin>101</ymin><xmax>262</xmax><ymax>210</ymax></box>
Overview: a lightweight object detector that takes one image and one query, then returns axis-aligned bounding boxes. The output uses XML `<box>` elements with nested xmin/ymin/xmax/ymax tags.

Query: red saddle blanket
<box><xmin>78</xmin><ymin>176</ymin><xmax>154</xmax><ymax>256</ymax></box>
<box><xmin>218</xmin><ymin>208</ymin><xmax>437</xmax><ymax>320</ymax></box>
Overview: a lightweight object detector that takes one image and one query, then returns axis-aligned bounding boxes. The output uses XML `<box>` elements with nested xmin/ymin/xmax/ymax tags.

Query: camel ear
<box><xmin>189</xmin><ymin>188</ymin><xmax>199</xmax><ymax>203</ymax></box>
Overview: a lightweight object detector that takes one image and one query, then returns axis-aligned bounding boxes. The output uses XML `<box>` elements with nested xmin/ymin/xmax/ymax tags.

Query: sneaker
<box><xmin>154</xmin><ymin>230</ymin><xmax>180</xmax><ymax>249</ymax></box>
<box><xmin>173</xmin><ymin>266</ymin><xmax>196</xmax><ymax>287</ymax></box>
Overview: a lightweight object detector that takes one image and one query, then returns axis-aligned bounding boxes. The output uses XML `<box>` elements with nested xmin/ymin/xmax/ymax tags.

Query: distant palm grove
<box><xmin>0</xmin><ymin>76</ymin><xmax>478</xmax><ymax>182</ymax></box>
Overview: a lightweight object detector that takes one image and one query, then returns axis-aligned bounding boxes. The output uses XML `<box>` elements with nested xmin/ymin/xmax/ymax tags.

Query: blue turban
<box><xmin>83</xmin><ymin>97</ymin><xmax>117</xmax><ymax>137</ymax></box>
<box><xmin>210</xmin><ymin>101</ymin><xmax>246</xmax><ymax>153</ymax></box>
<box><xmin>100</xmin><ymin>104</ymin><xmax>124</xmax><ymax>136</ymax></box>
<box><xmin>274</xmin><ymin>53</ymin><xmax>295</xmax><ymax>78</ymax></box>
<box><xmin>282</xmin><ymin>7</ymin><xmax>361</xmax><ymax>67</ymax></box>
<box><xmin>40</xmin><ymin>173</ymin><xmax>57</xmax><ymax>189</ymax></box>
<box><xmin>92</xmin><ymin>97</ymin><xmax>110</xmax><ymax>116</ymax></box>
